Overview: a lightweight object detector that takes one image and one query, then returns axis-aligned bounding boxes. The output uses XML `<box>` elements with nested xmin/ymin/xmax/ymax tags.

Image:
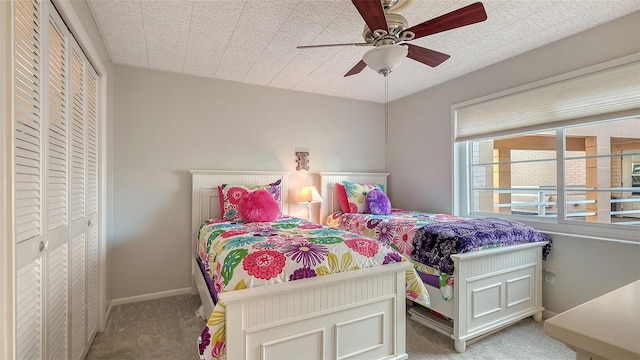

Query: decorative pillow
<box><xmin>366</xmin><ymin>189</ymin><xmax>392</xmax><ymax>215</ymax></box>
<box><xmin>218</xmin><ymin>179</ymin><xmax>281</xmax><ymax>221</ymax></box>
<box><xmin>335</xmin><ymin>183</ymin><xmax>351</xmax><ymax>213</ymax></box>
<box><xmin>342</xmin><ymin>180</ymin><xmax>384</xmax><ymax>214</ymax></box>
<box><xmin>238</xmin><ymin>190</ymin><xmax>280</xmax><ymax>222</ymax></box>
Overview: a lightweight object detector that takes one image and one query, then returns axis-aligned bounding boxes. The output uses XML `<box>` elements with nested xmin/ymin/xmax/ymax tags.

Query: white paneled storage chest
<box><xmin>5</xmin><ymin>0</ymin><xmax>100</xmax><ymax>359</ymax></box>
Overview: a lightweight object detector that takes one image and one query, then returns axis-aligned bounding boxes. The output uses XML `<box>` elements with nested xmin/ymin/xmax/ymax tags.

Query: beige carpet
<box><xmin>86</xmin><ymin>294</ymin><xmax>204</xmax><ymax>360</ymax></box>
<box><xmin>87</xmin><ymin>294</ymin><xmax>574</xmax><ymax>360</ymax></box>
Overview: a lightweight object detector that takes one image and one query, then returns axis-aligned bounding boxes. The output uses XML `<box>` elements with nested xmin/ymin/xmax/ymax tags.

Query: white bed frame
<box><xmin>320</xmin><ymin>172</ymin><xmax>547</xmax><ymax>353</ymax></box>
<box><xmin>190</xmin><ymin>170</ymin><xmax>411</xmax><ymax>360</ymax></box>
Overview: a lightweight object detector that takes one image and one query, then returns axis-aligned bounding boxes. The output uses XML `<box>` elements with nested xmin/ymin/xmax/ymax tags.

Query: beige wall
<box><xmin>387</xmin><ymin>11</ymin><xmax>640</xmax><ymax>313</ymax></box>
<box><xmin>112</xmin><ymin>66</ymin><xmax>384</xmax><ymax>300</ymax></box>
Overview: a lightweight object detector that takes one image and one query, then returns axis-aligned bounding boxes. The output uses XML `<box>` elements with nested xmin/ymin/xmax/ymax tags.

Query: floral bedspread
<box><xmin>412</xmin><ymin>217</ymin><xmax>551</xmax><ymax>275</ymax></box>
<box><xmin>326</xmin><ymin>209</ymin><xmax>462</xmax><ymax>257</ymax></box>
<box><xmin>326</xmin><ymin>210</ymin><xmax>550</xmax><ymax>301</ymax></box>
<box><xmin>196</xmin><ymin>216</ymin><xmax>430</xmax><ymax>360</ymax></box>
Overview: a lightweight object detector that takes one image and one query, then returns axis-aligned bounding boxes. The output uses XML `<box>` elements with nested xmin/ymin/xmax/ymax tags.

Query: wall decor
<box><xmin>295</xmin><ymin>151</ymin><xmax>309</xmax><ymax>171</ymax></box>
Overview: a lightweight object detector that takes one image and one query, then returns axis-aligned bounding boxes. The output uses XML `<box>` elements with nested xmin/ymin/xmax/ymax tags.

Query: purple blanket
<box><xmin>411</xmin><ymin>217</ymin><xmax>551</xmax><ymax>275</ymax></box>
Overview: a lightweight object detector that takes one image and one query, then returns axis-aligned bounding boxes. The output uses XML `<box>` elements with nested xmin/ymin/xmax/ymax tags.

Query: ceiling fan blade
<box><xmin>401</xmin><ymin>2</ymin><xmax>487</xmax><ymax>40</ymax></box>
<box><xmin>344</xmin><ymin>60</ymin><xmax>367</xmax><ymax>77</ymax></box>
<box><xmin>352</xmin><ymin>0</ymin><xmax>388</xmax><ymax>33</ymax></box>
<box><xmin>405</xmin><ymin>44</ymin><xmax>450</xmax><ymax>67</ymax></box>
<box><xmin>297</xmin><ymin>42</ymin><xmax>371</xmax><ymax>49</ymax></box>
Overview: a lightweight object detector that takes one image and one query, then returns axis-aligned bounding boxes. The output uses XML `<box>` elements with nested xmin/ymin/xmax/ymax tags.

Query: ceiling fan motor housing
<box><xmin>362</xmin><ymin>12</ymin><xmax>409</xmax><ymax>45</ymax></box>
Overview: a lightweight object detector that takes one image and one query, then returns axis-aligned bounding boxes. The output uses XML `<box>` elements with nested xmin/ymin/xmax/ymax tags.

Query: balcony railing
<box><xmin>473</xmin><ymin>186</ymin><xmax>640</xmax><ymax>225</ymax></box>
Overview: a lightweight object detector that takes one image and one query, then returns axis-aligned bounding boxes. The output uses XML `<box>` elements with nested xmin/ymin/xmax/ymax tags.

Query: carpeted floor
<box><xmin>405</xmin><ymin>308</ymin><xmax>573</xmax><ymax>359</ymax></box>
<box><xmin>86</xmin><ymin>294</ymin><xmax>204</xmax><ymax>360</ymax></box>
<box><xmin>86</xmin><ymin>294</ymin><xmax>574</xmax><ymax>360</ymax></box>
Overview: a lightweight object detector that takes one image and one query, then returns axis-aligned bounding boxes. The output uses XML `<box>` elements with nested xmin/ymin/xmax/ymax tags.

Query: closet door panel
<box><xmin>46</xmin><ymin>240</ymin><xmax>68</xmax><ymax>360</ymax></box>
<box><xmin>14</xmin><ymin>0</ymin><xmax>44</xmax><ymax>358</ymax></box>
<box><xmin>46</xmin><ymin>13</ymin><xmax>68</xmax><ymax>232</ymax></box>
<box><xmin>86</xmin><ymin>68</ymin><xmax>99</xmax><ymax>341</ymax></box>
<box><xmin>45</xmin><ymin>10</ymin><xmax>70</xmax><ymax>360</ymax></box>
<box><xmin>70</xmin><ymin>231</ymin><xmax>86</xmax><ymax>360</ymax></box>
<box><xmin>70</xmin><ymin>50</ymin><xmax>85</xmax><ymax>224</ymax></box>
<box><xmin>69</xmin><ymin>44</ymin><xmax>87</xmax><ymax>360</ymax></box>
<box><xmin>86</xmin><ymin>70</ymin><xmax>97</xmax><ymax>218</ymax></box>
<box><xmin>15</xmin><ymin>239</ymin><xmax>43</xmax><ymax>360</ymax></box>
<box><xmin>86</xmin><ymin>222</ymin><xmax>98</xmax><ymax>340</ymax></box>
<box><xmin>14</xmin><ymin>0</ymin><xmax>42</xmax><ymax>244</ymax></box>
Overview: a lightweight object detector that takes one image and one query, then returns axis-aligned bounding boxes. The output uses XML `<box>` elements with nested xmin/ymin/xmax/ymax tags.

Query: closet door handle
<box><xmin>39</xmin><ymin>241</ymin><xmax>48</xmax><ymax>252</ymax></box>
<box><xmin>87</xmin><ymin>220</ymin><xmax>92</xmax><ymax>226</ymax></box>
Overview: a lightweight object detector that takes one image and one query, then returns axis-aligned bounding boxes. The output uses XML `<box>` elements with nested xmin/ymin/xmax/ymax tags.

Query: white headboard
<box><xmin>190</xmin><ymin>170</ymin><xmax>290</xmax><ymax>250</ymax></box>
<box><xmin>319</xmin><ymin>172</ymin><xmax>390</xmax><ymax>224</ymax></box>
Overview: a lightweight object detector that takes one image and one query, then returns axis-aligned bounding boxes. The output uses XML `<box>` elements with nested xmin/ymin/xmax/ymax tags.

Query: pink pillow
<box><xmin>217</xmin><ymin>186</ymin><xmax>226</xmax><ymax>218</ymax></box>
<box><xmin>218</xmin><ymin>179</ymin><xmax>282</xmax><ymax>221</ymax></box>
<box><xmin>335</xmin><ymin>183</ymin><xmax>351</xmax><ymax>213</ymax></box>
<box><xmin>238</xmin><ymin>190</ymin><xmax>280</xmax><ymax>222</ymax></box>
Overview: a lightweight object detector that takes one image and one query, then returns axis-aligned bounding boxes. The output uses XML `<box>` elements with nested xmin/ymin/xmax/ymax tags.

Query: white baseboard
<box><xmin>104</xmin><ymin>300</ymin><xmax>113</xmax><ymax>327</ymax></box>
<box><xmin>110</xmin><ymin>287</ymin><xmax>194</xmax><ymax>307</ymax></box>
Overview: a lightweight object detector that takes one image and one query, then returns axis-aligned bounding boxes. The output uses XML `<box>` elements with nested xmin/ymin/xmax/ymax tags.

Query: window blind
<box><xmin>455</xmin><ymin>60</ymin><xmax>640</xmax><ymax>141</ymax></box>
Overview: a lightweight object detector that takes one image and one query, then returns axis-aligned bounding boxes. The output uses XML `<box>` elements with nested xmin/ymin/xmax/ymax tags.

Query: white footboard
<box><xmin>219</xmin><ymin>261</ymin><xmax>411</xmax><ymax>360</ymax></box>
<box><xmin>409</xmin><ymin>241</ymin><xmax>547</xmax><ymax>353</ymax></box>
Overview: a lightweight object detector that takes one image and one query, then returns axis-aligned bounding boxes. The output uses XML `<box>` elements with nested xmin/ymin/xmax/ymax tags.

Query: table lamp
<box><xmin>297</xmin><ymin>185</ymin><xmax>322</xmax><ymax>221</ymax></box>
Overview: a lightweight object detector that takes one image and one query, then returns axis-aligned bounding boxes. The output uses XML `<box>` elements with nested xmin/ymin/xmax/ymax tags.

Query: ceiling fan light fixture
<box><xmin>363</xmin><ymin>44</ymin><xmax>408</xmax><ymax>76</ymax></box>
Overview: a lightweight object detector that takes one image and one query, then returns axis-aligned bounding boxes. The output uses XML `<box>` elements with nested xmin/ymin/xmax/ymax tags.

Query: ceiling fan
<box><xmin>297</xmin><ymin>0</ymin><xmax>488</xmax><ymax>77</ymax></box>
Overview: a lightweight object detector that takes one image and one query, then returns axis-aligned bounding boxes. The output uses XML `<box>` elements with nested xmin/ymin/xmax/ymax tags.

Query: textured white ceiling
<box><xmin>87</xmin><ymin>0</ymin><xmax>640</xmax><ymax>103</ymax></box>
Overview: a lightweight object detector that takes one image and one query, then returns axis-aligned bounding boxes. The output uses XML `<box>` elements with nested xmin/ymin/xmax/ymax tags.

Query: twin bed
<box><xmin>191</xmin><ymin>170</ymin><xmax>423</xmax><ymax>360</ymax></box>
<box><xmin>191</xmin><ymin>170</ymin><xmax>550</xmax><ymax>359</ymax></box>
<box><xmin>320</xmin><ymin>172</ymin><xmax>549</xmax><ymax>353</ymax></box>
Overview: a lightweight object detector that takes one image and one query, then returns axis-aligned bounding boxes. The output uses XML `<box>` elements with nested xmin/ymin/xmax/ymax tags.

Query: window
<box><xmin>464</xmin><ymin>118</ymin><xmax>640</xmax><ymax>229</ymax></box>
<box><xmin>565</xmin><ymin>121</ymin><xmax>640</xmax><ymax>224</ymax></box>
<box><xmin>454</xmin><ymin>58</ymin><xmax>640</xmax><ymax>241</ymax></box>
<box><xmin>468</xmin><ymin>131</ymin><xmax>558</xmax><ymax>219</ymax></box>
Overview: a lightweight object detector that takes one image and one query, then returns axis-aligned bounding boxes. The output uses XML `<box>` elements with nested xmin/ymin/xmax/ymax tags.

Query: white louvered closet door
<box><xmin>15</xmin><ymin>1</ymin><xmax>72</xmax><ymax>359</ymax></box>
<box><xmin>14</xmin><ymin>0</ymin><xmax>45</xmax><ymax>358</ymax></box>
<box><xmin>86</xmin><ymin>67</ymin><xmax>99</xmax><ymax>344</ymax></box>
<box><xmin>12</xmin><ymin>1</ymin><xmax>99</xmax><ymax>359</ymax></box>
<box><xmin>69</xmin><ymin>44</ymin><xmax>87</xmax><ymax>360</ymax></box>
<box><xmin>45</xmin><ymin>9</ymin><xmax>70</xmax><ymax>360</ymax></box>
